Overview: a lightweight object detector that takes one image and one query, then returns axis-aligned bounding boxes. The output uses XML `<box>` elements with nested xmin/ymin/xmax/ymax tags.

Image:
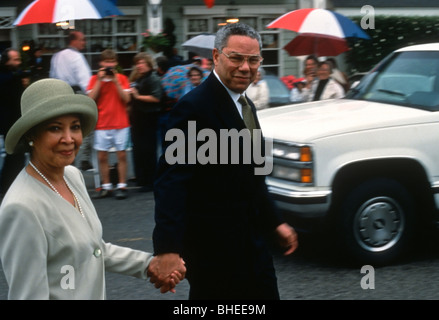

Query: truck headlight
<box><xmin>272</xmin><ymin>164</ymin><xmax>312</xmax><ymax>183</ymax></box>
<box><xmin>272</xmin><ymin>143</ymin><xmax>312</xmax><ymax>162</ymax></box>
<box><xmin>271</xmin><ymin>142</ymin><xmax>313</xmax><ymax>184</ymax></box>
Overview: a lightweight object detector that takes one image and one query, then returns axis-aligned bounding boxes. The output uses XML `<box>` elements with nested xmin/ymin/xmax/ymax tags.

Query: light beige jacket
<box><xmin>0</xmin><ymin>166</ymin><xmax>153</xmax><ymax>300</ymax></box>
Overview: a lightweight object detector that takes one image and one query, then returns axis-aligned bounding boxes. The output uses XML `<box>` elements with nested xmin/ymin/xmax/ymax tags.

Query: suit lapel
<box><xmin>206</xmin><ymin>74</ymin><xmax>251</xmax><ymax>131</ymax></box>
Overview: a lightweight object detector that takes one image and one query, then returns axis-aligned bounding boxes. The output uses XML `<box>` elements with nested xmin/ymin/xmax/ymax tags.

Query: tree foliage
<box><xmin>345</xmin><ymin>16</ymin><xmax>439</xmax><ymax>74</ymax></box>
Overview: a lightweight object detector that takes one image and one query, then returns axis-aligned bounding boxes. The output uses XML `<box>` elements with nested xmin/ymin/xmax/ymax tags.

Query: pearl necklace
<box><xmin>29</xmin><ymin>161</ymin><xmax>85</xmax><ymax>219</ymax></box>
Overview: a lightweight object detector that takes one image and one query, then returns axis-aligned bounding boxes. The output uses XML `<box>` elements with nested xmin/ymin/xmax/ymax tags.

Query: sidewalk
<box><xmin>79</xmin><ymin>147</ymin><xmax>135</xmax><ymax>191</ymax></box>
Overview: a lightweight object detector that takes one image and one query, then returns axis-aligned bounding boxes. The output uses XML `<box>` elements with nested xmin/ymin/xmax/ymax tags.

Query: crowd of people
<box><xmin>289</xmin><ymin>54</ymin><xmax>348</xmax><ymax>103</ymax></box>
<box><xmin>0</xmin><ymin>30</ymin><xmax>214</xmax><ymax>199</ymax></box>
<box><xmin>0</xmin><ymin>35</ymin><xmax>350</xmax><ymax>199</ymax></box>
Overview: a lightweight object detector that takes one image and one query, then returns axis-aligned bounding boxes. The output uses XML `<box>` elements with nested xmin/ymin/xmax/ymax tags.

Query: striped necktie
<box><xmin>238</xmin><ymin>95</ymin><xmax>257</xmax><ymax>131</ymax></box>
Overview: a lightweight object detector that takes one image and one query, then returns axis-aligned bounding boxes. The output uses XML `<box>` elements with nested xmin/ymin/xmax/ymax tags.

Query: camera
<box><xmin>104</xmin><ymin>67</ymin><xmax>114</xmax><ymax>76</ymax></box>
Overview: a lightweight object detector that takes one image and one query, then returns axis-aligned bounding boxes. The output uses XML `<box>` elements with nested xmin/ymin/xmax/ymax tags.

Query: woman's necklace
<box><xmin>28</xmin><ymin>161</ymin><xmax>85</xmax><ymax>219</ymax></box>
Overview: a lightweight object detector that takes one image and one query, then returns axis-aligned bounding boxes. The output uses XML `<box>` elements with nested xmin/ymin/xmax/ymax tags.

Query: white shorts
<box><xmin>94</xmin><ymin>128</ymin><xmax>130</xmax><ymax>152</ymax></box>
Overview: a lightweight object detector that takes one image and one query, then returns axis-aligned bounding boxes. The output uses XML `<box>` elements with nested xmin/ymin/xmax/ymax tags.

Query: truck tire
<box><xmin>337</xmin><ymin>177</ymin><xmax>416</xmax><ymax>266</ymax></box>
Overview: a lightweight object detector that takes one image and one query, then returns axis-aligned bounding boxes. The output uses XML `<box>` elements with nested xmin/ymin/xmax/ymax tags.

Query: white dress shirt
<box><xmin>49</xmin><ymin>47</ymin><xmax>91</xmax><ymax>93</ymax></box>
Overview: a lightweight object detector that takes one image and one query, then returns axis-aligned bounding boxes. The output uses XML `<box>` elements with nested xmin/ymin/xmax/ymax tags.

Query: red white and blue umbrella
<box><xmin>13</xmin><ymin>0</ymin><xmax>123</xmax><ymax>27</ymax></box>
<box><xmin>267</xmin><ymin>8</ymin><xmax>370</xmax><ymax>40</ymax></box>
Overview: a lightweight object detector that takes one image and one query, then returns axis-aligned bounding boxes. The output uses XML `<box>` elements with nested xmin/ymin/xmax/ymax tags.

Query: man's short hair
<box><xmin>68</xmin><ymin>31</ymin><xmax>82</xmax><ymax>44</ymax></box>
<box><xmin>100</xmin><ymin>49</ymin><xmax>118</xmax><ymax>61</ymax></box>
<box><xmin>0</xmin><ymin>48</ymin><xmax>16</xmax><ymax>66</ymax></box>
<box><xmin>214</xmin><ymin>23</ymin><xmax>262</xmax><ymax>51</ymax></box>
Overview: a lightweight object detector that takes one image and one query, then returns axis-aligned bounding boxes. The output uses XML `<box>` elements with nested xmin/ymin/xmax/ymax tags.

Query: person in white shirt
<box><xmin>50</xmin><ymin>31</ymin><xmax>93</xmax><ymax>171</ymax></box>
<box><xmin>290</xmin><ymin>78</ymin><xmax>306</xmax><ymax>103</ymax></box>
<box><xmin>290</xmin><ymin>68</ymin><xmax>316</xmax><ymax>103</ymax></box>
<box><xmin>246</xmin><ymin>67</ymin><xmax>269</xmax><ymax>110</ymax></box>
<box><xmin>49</xmin><ymin>31</ymin><xmax>91</xmax><ymax>94</ymax></box>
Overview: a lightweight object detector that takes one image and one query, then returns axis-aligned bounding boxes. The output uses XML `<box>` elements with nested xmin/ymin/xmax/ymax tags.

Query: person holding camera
<box><xmin>87</xmin><ymin>49</ymin><xmax>131</xmax><ymax>199</ymax></box>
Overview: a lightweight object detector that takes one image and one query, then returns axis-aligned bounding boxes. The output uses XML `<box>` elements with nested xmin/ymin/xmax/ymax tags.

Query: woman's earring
<box><xmin>28</xmin><ymin>141</ymin><xmax>34</xmax><ymax>147</ymax></box>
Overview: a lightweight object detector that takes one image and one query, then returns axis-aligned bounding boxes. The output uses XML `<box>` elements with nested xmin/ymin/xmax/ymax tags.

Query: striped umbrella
<box><xmin>13</xmin><ymin>0</ymin><xmax>123</xmax><ymax>26</ymax></box>
<box><xmin>267</xmin><ymin>8</ymin><xmax>369</xmax><ymax>57</ymax></box>
<box><xmin>267</xmin><ymin>8</ymin><xmax>370</xmax><ymax>40</ymax></box>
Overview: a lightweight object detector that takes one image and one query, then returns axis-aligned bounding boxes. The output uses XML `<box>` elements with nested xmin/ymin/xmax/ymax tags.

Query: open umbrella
<box><xmin>13</xmin><ymin>0</ymin><xmax>124</xmax><ymax>26</ymax></box>
<box><xmin>267</xmin><ymin>8</ymin><xmax>370</xmax><ymax>39</ymax></box>
<box><xmin>284</xmin><ymin>33</ymin><xmax>350</xmax><ymax>57</ymax></box>
<box><xmin>267</xmin><ymin>8</ymin><xmax>369</xmax><ymax>57</ymax></box>
<box><xmin>161</xmin><ymin>64</ymin><xmax>209</xmax><ymax>100</ymax></box>
<box><xmin>182</xmin><ymin>33</ymin><xmax>215</xmax><ymax>59</ymax></box>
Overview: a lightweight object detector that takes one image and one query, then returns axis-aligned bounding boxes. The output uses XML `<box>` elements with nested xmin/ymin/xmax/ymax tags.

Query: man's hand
<box><xmin>276</xmin><ymin>223</ymin><xmax>299</xmax><ymax>255</ymax></box>
<box><xmin>147</xmin><ymin>253</ymin><xmax>186</xmax><ymax>293</ymax></box>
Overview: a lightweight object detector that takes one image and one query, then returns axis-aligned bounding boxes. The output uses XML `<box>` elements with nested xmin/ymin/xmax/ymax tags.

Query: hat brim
<box><xmin>5</xmin><ymin>94</ymin><xmax>97</xmax><ymax>154</ymax></box>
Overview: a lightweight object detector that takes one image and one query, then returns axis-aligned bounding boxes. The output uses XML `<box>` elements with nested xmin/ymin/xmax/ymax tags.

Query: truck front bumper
<box><xmin>268</xmin><ymin>185</ymin><xmax>332</xmax><ymax>219</ymax></box>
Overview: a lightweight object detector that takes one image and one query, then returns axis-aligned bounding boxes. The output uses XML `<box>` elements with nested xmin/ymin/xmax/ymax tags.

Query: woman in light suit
<box><xmin>0</xmin><ymin>79</ymin><xmax>184</xmax><ymax>299</ymax></box>
<box><xmin>309</xmin><ymin>61</ymin><xmax>345</xmax><ymax>101</ymax></box>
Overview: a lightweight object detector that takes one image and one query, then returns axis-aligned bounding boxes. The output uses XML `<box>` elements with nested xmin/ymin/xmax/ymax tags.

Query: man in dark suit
<box><xmin>148</xmin><ymin>23</ymin><xmax>298</xmax><ymax>299</ymax></box>
<box><xmin>0</xmin><ymin>48</ymin><xmax>26</xmax><ymax>196</ymax></box>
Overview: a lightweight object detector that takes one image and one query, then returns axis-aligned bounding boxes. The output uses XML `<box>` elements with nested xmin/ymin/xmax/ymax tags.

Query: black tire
<box><xmin>336</xmin><ymin>177</ymin><xmax>416</xmax><ymax>266</ymax></box>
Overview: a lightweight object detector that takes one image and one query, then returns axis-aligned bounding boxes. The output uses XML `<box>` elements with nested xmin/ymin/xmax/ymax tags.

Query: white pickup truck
<box><xmin>258</xmin><ymin>43</ymin><xmax>439</xmax><ymax>265</ymax></box>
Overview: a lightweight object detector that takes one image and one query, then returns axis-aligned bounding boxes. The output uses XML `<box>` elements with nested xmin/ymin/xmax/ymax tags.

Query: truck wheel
<box><xmin>337</xmin><ymin>177</ymin><xmax>416</xmax><ymax>266</ymax></box>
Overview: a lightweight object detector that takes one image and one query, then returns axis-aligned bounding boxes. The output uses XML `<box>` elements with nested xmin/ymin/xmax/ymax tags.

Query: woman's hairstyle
<box><xmin>187</xmin><ymin>66</ymin><xmax>203</xmax><ymax>77</ymax></box>
<box><xmin>133</xmin><ymin>52</ymin><xmax>155</xmax><ymax>69</ymax></box>
<box><xmin>214</xmin><ymin>23</ymin><xmax>262</xmax><ymax>51</ymax></box>
<box><xmin>318</xmin><ymin>61</ymin><xmax>332</xmax><ymax>73</ymax></box>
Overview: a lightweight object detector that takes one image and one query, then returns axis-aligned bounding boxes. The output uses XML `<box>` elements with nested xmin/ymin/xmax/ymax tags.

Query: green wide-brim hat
<box><xmin>5</xmin><ymin>78</ymin><xmax>97</xmax><ymax>154</ymax></box>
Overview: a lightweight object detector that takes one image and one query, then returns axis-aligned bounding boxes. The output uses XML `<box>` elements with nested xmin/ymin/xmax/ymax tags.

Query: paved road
<box><xmin>3</xmin><ymin>178</ymin><xmax>439</xmax><ymax>301</ymax></box>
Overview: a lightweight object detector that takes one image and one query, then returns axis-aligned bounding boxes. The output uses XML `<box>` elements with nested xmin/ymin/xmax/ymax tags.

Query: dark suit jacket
<box><xmin>153</xmin><ymin>72</ymin><xmax>284</xmax><ymax>283</ymax></box>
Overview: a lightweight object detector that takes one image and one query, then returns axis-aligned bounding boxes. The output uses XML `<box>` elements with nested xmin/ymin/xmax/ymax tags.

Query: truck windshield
<box><xmin>346</xmin><ymin>51</ymin><xmax>439</xmax><ymax>111</ymax></box>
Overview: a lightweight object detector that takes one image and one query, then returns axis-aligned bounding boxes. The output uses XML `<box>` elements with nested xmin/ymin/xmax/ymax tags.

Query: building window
<box><xmin>35</xmin><ymin>17</ymin><xmax>140</xmax><ymax>73</ymax></box>
<box><xmin>0</xmin><ymin>16</ymin><xmax>14</xmax><ymax>29</ymax></box>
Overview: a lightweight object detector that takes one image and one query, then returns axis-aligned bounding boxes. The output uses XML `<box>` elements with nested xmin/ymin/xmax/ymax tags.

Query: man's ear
<box><xmin>212</xmin><ymin>48</ymin><xmax>220</xmax><ymax>68</ymax></box>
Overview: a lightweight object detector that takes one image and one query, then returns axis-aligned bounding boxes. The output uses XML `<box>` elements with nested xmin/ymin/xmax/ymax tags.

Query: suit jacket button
<box><xmin>93</xmin><ymin>248</ymin><xmax>102</xmax><ymax>257</ymax></box>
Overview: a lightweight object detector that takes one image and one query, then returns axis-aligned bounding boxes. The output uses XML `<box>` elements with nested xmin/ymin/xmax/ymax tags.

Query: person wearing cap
<box><xmin>0</xmin><ymin>79</ymin><xmax>185</xmax><ymax>299</ymax></box>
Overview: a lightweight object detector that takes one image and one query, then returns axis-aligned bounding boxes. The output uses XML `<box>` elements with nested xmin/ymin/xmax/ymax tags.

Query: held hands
<box><xmin>147</xmin><ymin>253</ymin><xmax>186</xmax><ymax>293</ymax></box>
<box><xmin>276</xmin><ymin>223</ymin><xmax>299</xmax><ymax>255</ymax></box>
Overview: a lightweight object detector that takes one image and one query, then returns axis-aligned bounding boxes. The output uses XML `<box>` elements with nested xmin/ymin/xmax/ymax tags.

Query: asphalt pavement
<box><xmin>4</xmin><ymin>170</ymin><xmax>439</xmax><ymax>304</ymax></box>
